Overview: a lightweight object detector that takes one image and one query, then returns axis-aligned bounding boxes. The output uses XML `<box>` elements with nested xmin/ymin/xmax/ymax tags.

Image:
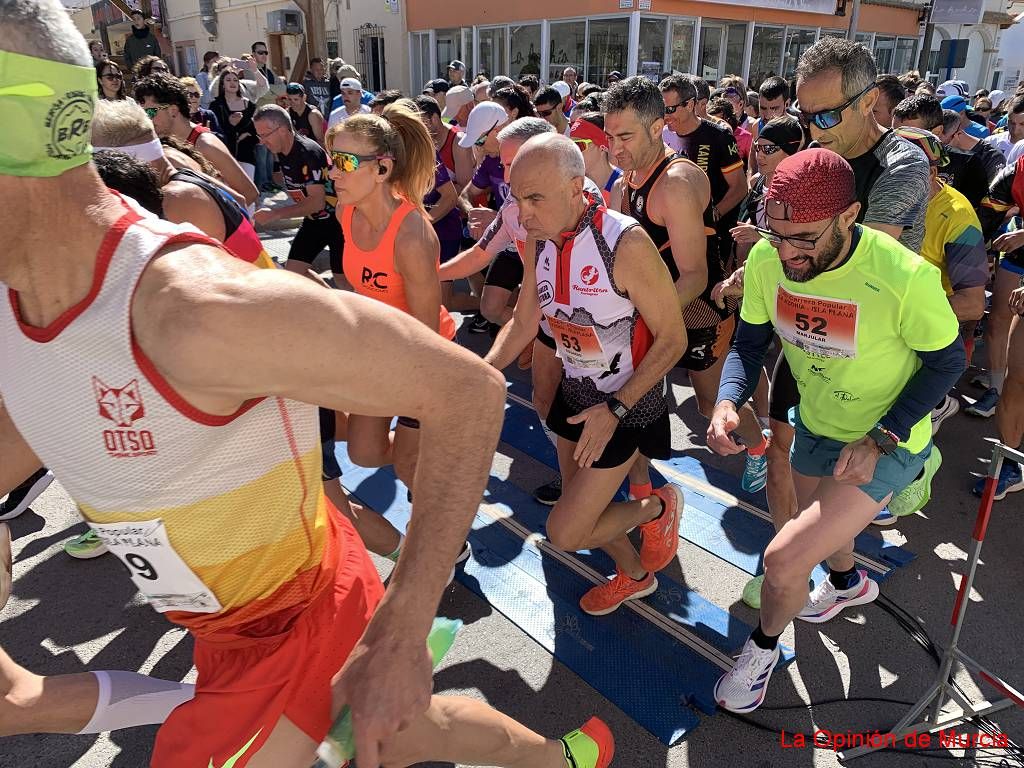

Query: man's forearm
<box><xmin>949</xmin><ymin>287</ymin><xmax>986</xmax><ymax>322</ymax></box>
<box><xmin>439</xmin><ymin>246</ymin><xmax>489</xmax><ymax>282</ymax></box>
<box><xmin>484</xmin><ymin>317</ymin><xmax>536</xmax><ymax>370</ymax></box>
<box><xmin>717</xmin><ymin>318</ymin><xmax>773</xmax><ymax>407</ymax></box>
<box><xmin>676</xmin><ymin>266</ymin><xmax>709</xmax><ymax>308</ymax></box>
<box><xmin>880</xmin><ymin>338</ymin><xmax>967</xmax><ymax>442</ymax></box>
<box><xmin>267</xmin><ymin>197</ymin><xmax>321</xmax><ymax>221</ymax></box>
<box><xmin>380</xmin><ymin>370</ymin><xmax>505</xmax><ymax>635</ymax></box>
<box><xmin>718</xmin><ymin>182</ymin><xmax>747</xmax><ymax>217</ymax></box>
<box><xmin>614</xmin><ymin>327</ymin><xmax>685</xmax><ymax>408</ymax></box>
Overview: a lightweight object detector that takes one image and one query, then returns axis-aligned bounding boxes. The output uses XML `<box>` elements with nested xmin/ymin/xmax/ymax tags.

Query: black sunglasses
<box><xmin>664</xmin><ymin>99</ymin><xmax>692</xmax><ymax>115</ymax></box>
<box><xmin>796</xmin><ymin>82</ymin><xmax>876</xmax><ymax>130</ymax></box>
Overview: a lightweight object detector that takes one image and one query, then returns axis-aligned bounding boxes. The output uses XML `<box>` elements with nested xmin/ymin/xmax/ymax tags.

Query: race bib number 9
<box><xmin>775</xmin><ymin>285</ymin><xmax>859</xmax><ymax>359</ymax></box>
<box><xmin>546</xmin><ymin>315</ymin><xmax>609</xmax><ymax>370</ymax></box>
<box><xmin>90</xmin><ymin>519</ymin><xmax>222</xmax><ymax>614</ymax></box>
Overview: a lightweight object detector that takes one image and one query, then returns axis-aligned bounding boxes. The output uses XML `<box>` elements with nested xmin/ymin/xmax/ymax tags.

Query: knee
<box><xmin>763</xmin><ymin>543</ymin><xmax>809</xmax><ymax>587</ymax></box>
<box><xmin>480</xmin><ymin>291</ymin><xmax>506</xmax><ymax>324</ymax></box>
<box><xmin>766</xmin><ymin>437</ymin><xmax>791</xmax><ymax>469</ymax></box>
<box><xmin>546</xmin><ymin>516</ymin><xmax>587</xmax><ymax>552</ymax></box>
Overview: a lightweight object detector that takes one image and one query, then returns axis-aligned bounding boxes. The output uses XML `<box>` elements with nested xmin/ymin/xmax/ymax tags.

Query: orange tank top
<box><xmin>341</xmin><ymin>198</ymin><xmax>456</xmax><ymax>340</ymax></box>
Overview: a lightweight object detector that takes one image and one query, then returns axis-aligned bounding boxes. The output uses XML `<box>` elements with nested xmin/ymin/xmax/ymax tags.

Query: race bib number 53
<box><xmin>90</xmin><ymin>519</ymin><xmax>222</xmax><ymax>614</ymax></box>
<box><xmin>546</xmin><ymin>315</ymin><xmax>609</xmax><ymax>370</ymax></box>
<box><xmin>775</xmin><ymin>285</ymin><xmax>859</xmax><ymax>359</ymax></box>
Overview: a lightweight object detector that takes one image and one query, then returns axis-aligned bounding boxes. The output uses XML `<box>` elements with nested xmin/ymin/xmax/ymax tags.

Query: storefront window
<box><xmin>435</xmin><ymin>28</ymin><xmax>461</xmax><ymax>78</ymax></box>
<box><xmin>874</xmin><ymin>35</ymin><xmax>895</xmax><ymax>73</ymax></box>
<box><xmin>639</xmin><ymin>17</ymin><xmax>667</xmax><ymax>81</ymax></box>
<box><xmin>411</xmin><ymin>32</ymin><xmax>430</xmax><ymax>91</ymax></box>
<box><xmin>478</xmin><ymin>27</ymin><xmax>506</xmax><ymax>80</ymax></box>
<box><xmin>549</xmin><ymin>20</ymin><xmax>586</xmax><ymax>83</ymax></box>
<box><xmin>783</xmin><ymin>28</ymin><xmax>817</xmax><ymax>80</ymax></box>
<box><xmin>892</xmin><ymin>37</ymin><xmax>916</xmax><ymax>74</ymax></box>
<box><xmin>670</xmin><ymin>19</ymin><xmax>695</xmax><ymax>73</ymax></box>
<box><xmin>587</xmin><ymin>18</ymin><xmax>629</xmax><ymax>85</ymax></box>
<box><xmin>749</xmin><ymin>25</ymin><xmax>783</xmax><ymax>90</ymax></box>
<box><xmin>724</xmin><ymin>23</ymin><xmax>747</xmax><ymax>80</ymax></box>
<box><xmin>509</xmin><ymin>23</ymin><xmax>542</xmax><ymax>79</ymax></box>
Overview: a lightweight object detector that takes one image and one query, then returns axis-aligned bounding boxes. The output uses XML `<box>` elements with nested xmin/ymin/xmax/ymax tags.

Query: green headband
<box><xmin>0</xmin><ymin>49</ymin><xmax>96</xmax><ymax>177</ymax></box>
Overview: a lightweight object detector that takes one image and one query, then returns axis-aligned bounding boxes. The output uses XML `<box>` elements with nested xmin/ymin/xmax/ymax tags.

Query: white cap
<box><xmin>442</xmin><ymin>85</ymin><xmax>474</xmax><ymax>120</ymax></box>
<box><xmin>552</xmin><ymin>80</ymin><xmax>571</xmax><ymax>100</ymax></box>
<box><xmin>458</xmin><ymin>102</ymin><xmax>510</xmax><ymax>148</ymax></box>
<box><xmin>340</xmin><ymin>77</ymin><xmax>363</xmax><ymax>91</ymax></box>
<box><xmin>989</xmin><ymin>89</ymin><xmax>1008</xmax><ymax>108</ymax></box>
<box><xmin>937</xmin><ymin>79</ymin><xmax>968</xmax><ymax>98</ymax></box>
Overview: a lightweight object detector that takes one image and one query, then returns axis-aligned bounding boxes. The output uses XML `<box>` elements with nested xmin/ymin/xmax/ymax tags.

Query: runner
<box><xmin>439</xmin><ymin>118</ymin><xmax>605</xmax><ymax>505</ymax></box>
<box><xmin>251</xmin><ymin>104</ymin><xmax>343</xmax><ymax>284</ymax></box>
<box><xmin>326</xmin><ymin>76</ymin><xmax>371</xmax><ymax>131</ymax></box>
<box><xmin>606</xmin><ymin>76</ymin><xmax>768</xmax><ymax>493</ymax></box>
<box><xmin>535</xmin><ymin>86</ymin><xmax>570</xmax><ymax>135</ymax></box>
<box><xmin>328</xmin><ymin>97</ymin><xmax>458</xmax><ymax>490</ymax></box>
<box><xmin>0</xmin><ymin>7</ymin><xmax>613</xmax><ymax>766</ymax></box>
<box><xmin>485</xmin><ymin>133</ymin><xmax>688</xmax><ymax>616</ymax></box>
<box><xmin>892</xmin><ymin>127</ymin><xmax>988</xmax><ymax>434</ymax></box>
<box><xmin>414</xmin><ymin>93</ymin><xmax>475</xmax><ymax>188</ymax></box>
<box><xmin>133</xmin><ymin>72</ymin><xmax>258</xmax><ymax>206</ymax></box>
<box><xmin>285</xmin><ymin>82</ymin><xmax>325</xmax><ymax>144</ymax></box>
<box><xmin>709</xmin><ymin>149</ymin><xmax>964</xmax><ymax>713</ymax></box>
<box><xmin>990</xmin><ymin>283</ymin><xmax>1024</xmax><ymax>498</ymax></box>
<box><xmin>570</xmin><ymin>113</ymin><xmax>623</xmax><ymax>206</ymax></box>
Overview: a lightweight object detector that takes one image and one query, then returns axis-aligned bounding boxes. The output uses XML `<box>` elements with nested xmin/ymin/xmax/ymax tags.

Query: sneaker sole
<box><xmin>965</xmin><ymin>404</ymin><xmax>997</xmax><ymax>417</ymax></box>
<box><xmin>64</xmin><ymin>543</ymin><xmax>109</xmax><ymax>560</ymax></box>
<box><xmin>0</xmin><ymin>471</ymin><xmax>55</xmax><ymax>521</ymax></box>
<box><xmin>446</xmin><ymin>541</ymin><xmax>473</xmax><ymax>587</ymax></box>
<box><xmin>993</xmin><ymin>479</ymin><xmax>1024</xmax><ymax>501</ymax></box>
<box><xmin>891</xmin><ymin>446</ymin><xmax>942</xmax><ymax>517</ymax></box>
<box><xmin>931</xmin><ymin>401</ymin><xmax>960</xmax><ymax>434</ymax></box>
<box><xmin>533</xmin><ymin>494</ymin><xmax>560</xmax><ymax>507</ymax></box>
<box><xmin>870</xmin><ymin>514</ymin><xmax>899</xmax><ymax>526</ymax></box>
<box><xmin>714</xmin><ymin>646</ymin><xmax>781</xmax><ymax>713</ymax></box>
<box><xmin>640</xmin><ymin>485</ymin><xmax>683</xmax><ymax>573</ymax></box>
<box><xmin>581</xmin><ymin>576</ymin><xmax>658</xmax><ymax>616</ymax></box>
<box><xmin>797</xmin><ymin>578</ymin><xmax>879</xmax><ymax>624</ymax></box>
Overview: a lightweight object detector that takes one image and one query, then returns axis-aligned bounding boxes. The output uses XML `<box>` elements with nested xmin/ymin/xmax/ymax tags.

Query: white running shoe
<box><xmin>930</xmin><ymin>395</ymin><xmax>959</xmax><ymax>435</ymax></box>
<box><xmin>713</xmin><ymin>637</ymin><xmax>781</xmax><ymax>713</ymax></box>
<box><xmin>447</xmin><ymin>541</ymin><xmax>472</xmax><ymax>587</ymax></box>
<box><xmin>797</xmin><ymin>570</ymin><xmax>879</xmax><ymax>623</ymax></box>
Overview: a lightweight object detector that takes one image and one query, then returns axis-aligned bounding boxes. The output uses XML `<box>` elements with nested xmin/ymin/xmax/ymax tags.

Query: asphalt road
<box><xmin>2</xmin><ymin>232</ymin><xmax>1021</xmax><ymax>768</ymax></box>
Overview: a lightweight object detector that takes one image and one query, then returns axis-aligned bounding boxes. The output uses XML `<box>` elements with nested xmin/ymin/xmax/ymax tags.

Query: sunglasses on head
<box><xmin>330</xmin><ymin>151</ymin><xmax>393</xmax><ymax>172</ymax></box>
<box><xmin>797</xmin><ymin>82</ymin><xmax>876</xmax><ymax>130</ymax></box>
<box><xmin>142</xmin><ymin>104</ymin><xmax>170</xmax><ymax>119</ymax></box>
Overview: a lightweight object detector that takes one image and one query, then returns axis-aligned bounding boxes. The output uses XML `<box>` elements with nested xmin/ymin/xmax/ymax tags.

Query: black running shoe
<box><xmin>533</xmin><ymin>477</ymin><xmax>562</xmax><ymax>506</ymax></box>
<box><xmin>0</xmin><ymin>468</ymin><xmax>54</xmax><ymax>521</ymax></box>
<box><xmin>467</xmin><ymin>313</ymin><xmax>490</xmax><ymax>334</ymax></box>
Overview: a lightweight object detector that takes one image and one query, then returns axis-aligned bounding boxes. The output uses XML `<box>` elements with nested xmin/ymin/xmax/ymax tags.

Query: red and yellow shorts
<box><xmin>151</xmin><ymin>513</ymin><xmax>384</xmax><ymax>768</ymax></box>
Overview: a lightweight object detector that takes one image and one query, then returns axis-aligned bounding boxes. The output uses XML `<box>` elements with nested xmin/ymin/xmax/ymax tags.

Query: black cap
<box><xmin>423</xmin><ymin>78</ymin><xmax>450</xmax><ymax>94</ymax></box>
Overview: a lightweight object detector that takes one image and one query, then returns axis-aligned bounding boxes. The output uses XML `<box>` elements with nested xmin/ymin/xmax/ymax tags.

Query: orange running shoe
<box><xmin>638</xmin><ymin>484</ymin><xmax>683</xmax><ymax>572</ymax></box>
<box><xmin>561</xmin><ymin>716</ymin><xmax>615</xmax><ymax>768</ymax></box>
<box><xmin>580</xmin><ymin>570</ymin><xmax>657</xmax><ymax>616</ymax></box>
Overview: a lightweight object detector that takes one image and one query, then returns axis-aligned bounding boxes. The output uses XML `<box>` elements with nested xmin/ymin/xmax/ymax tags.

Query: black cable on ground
<box><xmin>722</xmin><ymin>589</ymin><xmax>1024</xmax><ymax>766</ymax></box>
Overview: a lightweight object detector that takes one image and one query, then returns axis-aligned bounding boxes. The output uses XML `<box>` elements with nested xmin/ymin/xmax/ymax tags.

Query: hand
<box><xmin>834</xmin><ymin>436</ymin><xmax>881</xmax><ymax>486</ymax></box>
<box><xmin>468</xmin><ymin>207</ymin><xmax>496</xmax><ymax>239</ymax></box>
<box><xmin>1009</xmin><ymin>286</ymin><xmax>1024</xmax><ymax>316</ymax></box>
<box><xmin>0</xmin><ymin>524</ymin><xmax>11</xmax><ymax>610</ymax></box>
<box><xmin>992</xmin><ymin>230</ymin><xmax>1024</xmax><ymax>253</ymax></box>
<box><xmin>253</xmin><ymin>207</ymin><xmax>276</xmax><ymax>228</ymax></box>
<box><xmin>228</xmin><ymin>111</ymin><xmax>243</xmax><ymax>126</ymax></box>
<box><xmin>711</xmin><ymin>266</ymin><xmax>745</xmax><ymax>309</ymax></box>
<box><xmin>331</xmin><ymin>612</ymin><xmax>433</xmax><ymax>768</ymax></box>
<box><xmin>566</xmin><ymin>403</ymin><xmax>620</xmax><ymax>468</ymax></box>
<box><xmin>729</xmin><ymin>223</ymin><xmax>760</xmax><ymax>245</ymax></box>
<box><xmin>706</xmin><ymin>402</ymin><xmax>745</xmax><ymax>455</ymax></box>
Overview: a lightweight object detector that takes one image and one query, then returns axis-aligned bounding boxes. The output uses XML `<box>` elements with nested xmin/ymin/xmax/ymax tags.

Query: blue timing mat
<box><xmin>333</xmin><ymin>444</ymin><xmax>794</xmax><ymax>744</ymax></box>
<box><xmin>500</xmin><ymin>380</ymin><xmax>915</xmax><ymax>583</ymax></box>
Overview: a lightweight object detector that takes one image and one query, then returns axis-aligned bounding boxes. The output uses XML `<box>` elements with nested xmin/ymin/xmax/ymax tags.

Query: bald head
<box><xmin>510</xmin><ymin>133</ymin><xmax>587</xmax><ymax>241</ymax></box>
<box><xmin>513</xmin><ymin>133</ymin><xmax>585</xmax><ymax>183</ymax></box>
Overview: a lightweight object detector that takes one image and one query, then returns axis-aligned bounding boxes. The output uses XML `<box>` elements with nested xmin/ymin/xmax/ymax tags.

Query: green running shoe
<box><xmin>742</xmin><ymin>574</ymin><xmax>764</xmax><ymax>609</ymax></box>
<box><xmin>561</xmin><ymin>716</ymin><xmax>614</xmax><ymax>768</ymax></box>
<box><xmin>64</xmin><ymin>530</ymin><xmax>108</xmax><ymax>560</ymax></box>
<box><xmin>888</xmin><ymin>445</ymin><xmax>942</xmax><ymax>518</ymax></box>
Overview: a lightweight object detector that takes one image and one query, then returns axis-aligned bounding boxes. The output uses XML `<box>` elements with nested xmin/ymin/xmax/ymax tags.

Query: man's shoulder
<box><xmin>877</xmin><ymin>130</ymin><xmax>929</xmax><ymax>171</ymax></box>
<box><xmin>699</xmin><ymin>117</ymin><xmax>733</xmax><ymax>139</ymax></box>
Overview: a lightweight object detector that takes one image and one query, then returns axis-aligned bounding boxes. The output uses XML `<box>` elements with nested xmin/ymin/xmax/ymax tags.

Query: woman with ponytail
<box><xmin>327</xmin><ymin>97</ymin><xmax>459</xmax><ymax>513</ymax></box>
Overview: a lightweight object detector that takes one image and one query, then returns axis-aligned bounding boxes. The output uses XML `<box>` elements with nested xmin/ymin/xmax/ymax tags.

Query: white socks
<box><xmin>78</xmin><ymin>671</ymin><xmax>195</xmax><ymax>734</ymax></box>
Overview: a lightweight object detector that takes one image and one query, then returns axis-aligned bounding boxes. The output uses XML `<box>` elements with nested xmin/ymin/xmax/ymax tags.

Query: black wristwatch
<box><xmin>867</xmin><ymin>424</ymin><xmax>899</xmax><ymax>455</ymax></box>
<box><xmin>607</xmin><ymin>397</ymin><xmax>630</xmax><ymax>420</ymax></box>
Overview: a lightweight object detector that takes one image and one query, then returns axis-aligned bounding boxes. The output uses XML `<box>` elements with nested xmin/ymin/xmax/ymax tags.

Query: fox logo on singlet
<box><xmin>93</xmin><ymin>377</ymin><xmax>156</xmax><ymax>458</ymax></box>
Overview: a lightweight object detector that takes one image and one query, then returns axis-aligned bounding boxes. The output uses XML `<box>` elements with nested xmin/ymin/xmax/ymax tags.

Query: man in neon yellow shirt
<box><xmin>706</xmin><ymin>149</ymin><xmax>964</xmax><ymax>713</ymax></box>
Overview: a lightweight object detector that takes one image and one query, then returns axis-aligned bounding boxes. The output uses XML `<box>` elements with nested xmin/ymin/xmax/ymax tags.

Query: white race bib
<box><xmin>547</xmin><ymin>315</ymin><xmax>609</xmax><ymax>370</ymax></box>
<box><xmin>90</xmin><ymin>519</ymin><xmax>222</xmax><ymax>614</ymax></box>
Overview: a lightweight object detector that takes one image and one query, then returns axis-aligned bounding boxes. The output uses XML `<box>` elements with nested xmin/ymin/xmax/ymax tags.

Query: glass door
<box><xmin>698</xmin><ymin>23</ymin><xmax>726</xmax><ymax>83</ymax></box>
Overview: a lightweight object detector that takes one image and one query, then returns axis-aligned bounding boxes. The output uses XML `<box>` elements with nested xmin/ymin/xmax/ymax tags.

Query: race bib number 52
<box><xmin>90</xmin><ymin>519</ymin><xmax>222</xmax><ymax>614</ymax></box>
<box><xmin>775</xmin><ymin>285</ymin><xmax>859</xmax><ymax>359</ymax></box>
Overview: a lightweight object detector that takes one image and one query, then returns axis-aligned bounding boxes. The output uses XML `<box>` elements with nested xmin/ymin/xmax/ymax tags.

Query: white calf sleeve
<box><xmin>77</xmin><ymin>671</ymin><xmax>195</xmax><ymax>734</ymax></box>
